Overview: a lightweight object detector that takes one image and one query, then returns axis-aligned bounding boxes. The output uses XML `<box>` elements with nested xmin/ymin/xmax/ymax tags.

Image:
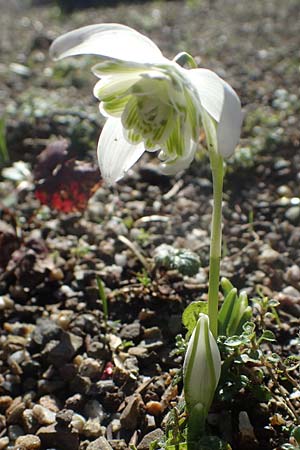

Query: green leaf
<box><xmin>154</xmin><ymin>244</ymin><xmax>200</xmax><ymax>276</ymax></box>
<box><xmin>250</xmin><ymin>384</ymin><xmax>272</xmax><ymax>402</ymax></box>
<box><xmin>0</xmin><ymin>116</ymin><xmax>9</xmax><ymax>164</ymax></box>
<box><xmin>258</xmin><ymin>330</ymin><xmax>276</xmax><ymax>343</ymax></box>
<box><xmin>182</xmin><ymin>301</ymin><xmax>208</xmax><ymax>335</ymax></box>
<box><xmin>220</xmin><ymin>277</ymin><xmax>234</xmax><ymax>297</ymax></box>
<box><xmin>235</xmin><ymin>306</ymin><xmax>253</xmax><ymax>335</ymax></box>
<box><xmin>96</xmin><ymin>276</ymin><xmax>108</xmax><ymax>323</ymax></box>
<box><xmin>226</xmin><ymin>291</ymin><xmax>250</xmax><ymax>336</ymax></box>
<box><xmin>224</xmin><ymin>336</ymin><xmax>243</xmax><ymax>347</ymax></box>
<box><xmin>242</xmin><ymin>321</ymin><xmax>256</xmax><ymax>334</ymax></box>
<box><xmin>218</xmin><ymin>288</ymin><xmax>237</xmax><ymax>336</ymax></box>
<box><xmin>266</xmin><ymin>353</ymin><xmax>280</xmax><ymax>364</ymax></box>
<box><xmin>291</xmin><ymin>426</ymin><xmax>300</xmax><ymax>445</ymax></box>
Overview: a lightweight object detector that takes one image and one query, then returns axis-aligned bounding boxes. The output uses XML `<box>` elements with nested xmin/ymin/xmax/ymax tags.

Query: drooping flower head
<box><xmin>50</xmin><ymin>24</ymin><xmax>243</xmax><ymax>184</ymax></box>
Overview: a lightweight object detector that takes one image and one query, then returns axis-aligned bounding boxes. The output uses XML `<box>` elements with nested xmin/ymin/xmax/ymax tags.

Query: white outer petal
<box><xmin>97</xmin><ymin>117</ymin><xmax>145</xmax><ymax>184</ymax></box>
<box><xmin>187</xmin><ymin>68</ymin><xmax>243</xmax><ymax>157</ymax></box>
<box><xmin>183</xmin><ymin>313</ymin><xmax>221</xmax><ymax>409</ymax></box>
<box><xmin>49</xmin><ymin>23</ymin><xmax>164</xmax><ymax>64</ymax></box>
<box><xmin>159</xmin><ymin>140</ymin><xmax>197</xmax><ymax>175</ymax></box>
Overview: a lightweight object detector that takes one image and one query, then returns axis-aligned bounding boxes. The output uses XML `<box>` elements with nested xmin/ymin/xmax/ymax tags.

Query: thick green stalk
<box><xmin>208</xmin><ymin>151</ymin><xmax>224</xmax><ymax>338</ymax></box>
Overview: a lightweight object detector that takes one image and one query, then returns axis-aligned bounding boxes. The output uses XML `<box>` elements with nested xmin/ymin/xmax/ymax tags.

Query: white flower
<box><xmin>183</xmin><ymin>313</ymin><xmax>221</xmax><ymax>415</ymax></box>
<box><xmin>50</xmin><ymin>23</ymin><xmax>243</xmax><ymax>184</ymax></box>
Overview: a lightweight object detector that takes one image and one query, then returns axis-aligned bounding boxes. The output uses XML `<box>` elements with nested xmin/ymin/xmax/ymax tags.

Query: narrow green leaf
<box><xmin>0</xmin><ymin>116</ymin><xmax>9</xmax><ymax>163</ymax></box>
<box><xmin>218</xmin><ymin>288</ymin><xmax>237</xmax><ymax>336</ymax></box>
<box><xmin>96</xmin><ymin>276</ymin><xmax>108</xmax><ymax>324</ymax></box>
<box><xmin>220</xmin><ymin>277</ymin><xmax>234</xmax><ymax>297</ymax></box>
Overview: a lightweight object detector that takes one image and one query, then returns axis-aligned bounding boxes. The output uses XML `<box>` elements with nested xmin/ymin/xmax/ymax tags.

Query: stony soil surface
<box><xmin>0</xmin><ymin>1</ymin><xmax>299</xmax><ymax>449</ymax></box>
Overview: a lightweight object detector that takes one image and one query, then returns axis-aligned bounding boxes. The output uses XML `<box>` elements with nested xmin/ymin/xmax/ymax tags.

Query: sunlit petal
<box><xmin>217</xmin><ymin>82</ymin><xmax>244</xmax><ymax>158</ymax></box>
<box><xmin>50</xmin><ymin>23</ymin><xmax>164</xmax><ymax>64</ymax></box>
<box><xmin>187</xmin><ymin>68</ymin><xmax>243</xmax><ymax>157</ymax></box>
<box><xmin>159</xmin><ymin>140</ymin><xmax>197</xmax><ymax>175</ymax></box>
<box><xmin>93</xmin><ymin>75</ymin><xmax>140</xmax><ymax>101</ymax></box>
<box><xmin>97</xmin><ymin>117</ymin><xmax>145</xmax><ymax>184</ymax></box>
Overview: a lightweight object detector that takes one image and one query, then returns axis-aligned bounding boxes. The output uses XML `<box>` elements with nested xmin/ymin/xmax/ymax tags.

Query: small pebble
<box><xmin>82</xmin><ymin>418</ymin><xmax>103</xmax><ymax>438</ymax></box>
<box><xmin>71</xmin><ymin>413</ymin><xmax>86</xmax><ymax>433</ymax></box>
<box><xmin>15</xmin><ymin>435</ymin><xmax>41</xmax><ymax>449</ymax></box>
<box><xmin>8</xmin><ymin>424</ymin><xmax>24</xmax><ymax>441</ymax></box>
<box><xmin>86</xmin><ymin>436</ymin><xmax>113</xmax><ymax>450</ymax></box>
<box><xmin>259</xmin><ymin>246</ymin><xmax>280</xmax><ymax>264</ymax></box>
<box><xmin>0</xmin><ymin>396</ymin><xmax>13</xmax><ymax>413</ymax></box>
<box><xmin>285</xmin><ymin>206</ymin><xmax>300</xmax><ymax>223</ymax></box>
<box><xmin>145</xmin><ymin>401</ymin><xmax>163</xmax><ymax>416</ymax></box>
<box><xmin>0</xmin><ymin>437</ymin><xmax>9</xmax><ymax>450</ymax></box>
<box><xmin>32</xmin><ymin>405</ymin><xmax>56</xmax><ymax>425</ymax></box>
<box><xmin>79</xmin><ymin>358</ymin><xmax>102</xmax><ymax>379</ymax></box>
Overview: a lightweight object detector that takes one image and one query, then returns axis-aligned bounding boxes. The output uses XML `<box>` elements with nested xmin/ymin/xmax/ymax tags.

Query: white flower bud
<box><xmin>183</xmin><ymin>313</ymin><xmax>221</xmax><ymax>416</ymax></box>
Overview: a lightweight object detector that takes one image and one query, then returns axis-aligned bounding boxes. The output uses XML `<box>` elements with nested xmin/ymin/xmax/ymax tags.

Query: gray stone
<box><xmin>86</xmin><ymin>436</ymin><xmax>113</xmax><ymax>450</ymax></box>
<box><xmin>137</xmin><ymin>429</ymin><xmax>164</xmax><ymax>450</ymax></box>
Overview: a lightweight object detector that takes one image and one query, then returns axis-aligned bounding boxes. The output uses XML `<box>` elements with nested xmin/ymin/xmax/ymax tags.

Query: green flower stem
<box><xmin>208</xmin><ymin>150</ymin><xmax>224</xmax><ymax>338</ymax></box>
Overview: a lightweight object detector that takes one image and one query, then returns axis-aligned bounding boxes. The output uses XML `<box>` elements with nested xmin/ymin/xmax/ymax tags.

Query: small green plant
<box><xmin>0</xmin><ymin>116</ymin><xmax>9</xmax><ymax>163</ymax></box>
<box><xmin>136</xmin><ymin>268</ymin><xmax>151</xmax><ymax>287</ymax></box>
<box><xmin>96</xmin><ymin>276</ymin><xmax>108</xmax><ymax>329</ymax></box>
<box><xmin>154</xmin><ymin>244</ymin><xmax>201</xmax><ymax>276</ymax></box>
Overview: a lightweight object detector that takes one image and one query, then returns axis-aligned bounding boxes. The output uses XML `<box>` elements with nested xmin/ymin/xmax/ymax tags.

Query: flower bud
<box><xmin>183</xmin><ymin>313</ymin><xmax>221</xmax><ymax>419</ymax></box>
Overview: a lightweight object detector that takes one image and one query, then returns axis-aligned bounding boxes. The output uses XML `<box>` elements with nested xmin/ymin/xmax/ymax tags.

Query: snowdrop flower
<box><xmin>183</xmin><ymin>313</ymin><xmax>221</xmax><ymax>432</ymax></box>
<box><xmin>50</xmin><ymin>23</ymin><xmax>242</xmax><ymax>184</ymax></box>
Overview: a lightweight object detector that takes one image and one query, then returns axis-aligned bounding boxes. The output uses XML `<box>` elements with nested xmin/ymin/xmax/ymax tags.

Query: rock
<box><xmin>79</xmin><ymin>358</ymin><xmax>103</xmax><ymax>379</ymax></box>
<box><xmin>84</xmin><ymin>400</ymin><xmax>104</xmax><ymax>421</ymax></box>
<box><xmin>22</xmin><ymin>409</ymin><xmax>38</xmax><ymax>434</ymax></box>
<box><xmin>42</xmin><ymin>331</ymin><xmax>83</xmax><ymax>366</ymax></box>
<box><xmin>145</xmin><ymin>401</ymin><xmax>163</xmax><ymax>416</ymax></box>
<box><xmin>15</xmin><ymin>434</ymin><xmax>41</xmax><ymax>449</ymax></box>
<box><xmin>69</xmin><ymin>375</ymin><xmax>91</xmax><ymax>395</ymax></box>
<box><xmin>8</xmin><ymin>424</ymin><xmax>24</xmax><ymax>441</ymax></box>
<box><xmin>285</xmin><ymin>206</ymin><xmax>300</xmax><ymax>223</ymax></box>
<box><xmin>82</xmin><ymin>418</ymin><xmax>103</xmax><ymax>438</ymax></box>
<box><xmin>65</xmin><ymin>393</ymin><xmax>84</xmax><ymax>410</ymax></box>
<box><xmin>0</xmin><ymin>437</ymin><xmax>9</xmax><ymax>450</ymax></box>
<box><xmin>238</xmin><ymin>411</ymin><xmax>258</xmax><ymax>448</ymax></box>
<box><xmin>86</xmin><ymin>436</ymin><xmax>113</xmax><ymax>450</ymax></box>
<box><xmin>120</xmin><ymin>322</ymin><xmax>141</xmax><ymax>341</ymax></box>
<box><xmin>0</xmin><ymin>395</ymin><xmax>13</xmax><ymax>413</ymax></box>
<box><xmin>6</xmin><ymin>397</ymin><xmax>25</xmax><ymax>424</ymax></box>
<box><xmin>86</xmin><ymin>340</ymin><xmax>110</xmax><ymax>359</ymax></box>
<box><xmin>31</xmin><ymin>319</ymin><xmax>61</xmax><ymax>346</ymax></box>
<box><xmin>120</xmin><ymin>394</ymin><xmax>144</xmax><ymax>430</ymax></box>
<box><xmin>0</xmin><ymin>415</ymin><xmax>5</xmax><ymax>434</ymax></box>
<box><xmin>38</xmin><ymin>395</ymin><xmax>60</xmax><ymax>413</ymax></box>
<box><xmin>56</xmin><ymin>409</ymin><xmax>74</xmax><ymax>427</ymax></box>
<box><xmin>259</xmin><ymin>246</ymin><xmax>280</xmax><ymax>265</ymax></box>
<box><xmin>285</xmin><ymin>265</ymin><xmax>300</xmax><ymax>287</ymax></box>
<box><xmin>70</xmin><ymin>413</ymin><xmax>86</xmax><ymax>433</ymax></box>
<box><xmin>137</xmin><ymin>429</ymin><xmax>164</xmax><ymax>450</ymax></box>
<box><xmin>37</xmin><ymin>425</ymin><xmax>79</xmax><ymax>450</ymax></box>
<box><xmin>282</xmin><ymin>286</ymin><xmax>300</xmax><ymax>298</ymax></box>
<box><xmin>32</xmin><ymin>405</ymin><xmax>56</xmax><ymax>425</ymax></box>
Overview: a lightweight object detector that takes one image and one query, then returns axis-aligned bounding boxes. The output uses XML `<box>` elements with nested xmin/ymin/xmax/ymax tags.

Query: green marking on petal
<box><xmin>94</xmin><ymin>75</ymin><xmax>140</xmax><ymax>101</ymax></box>
<box><xmin>125</xmin><ymin>128</ymin><xmax>143</xmax><ymax>144</ymax></box>
<box><xmin>184</xmin><ymin>89</ymin><xmax>200</xmax><ymax>141</ymax></box>
<box><xmin>122</xmin><ymin>96</ymin><xmax>139</xmax><ymax>129</ymax></box>
<box><xmin>102</xmin><ymin>95</ymin><xmax>130</xmax><ymax>116</ymax></box>
<box><xmin>93</xmin><ymin>60</ymin><xmax>152</xmax><ymax>76</ymax></box>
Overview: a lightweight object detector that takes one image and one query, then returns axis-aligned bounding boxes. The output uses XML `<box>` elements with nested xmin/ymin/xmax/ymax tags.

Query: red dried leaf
<box><xmin>34</xmin><ymin>142</ymin><xmax>101</xmax><ymax>212</ymax></box>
